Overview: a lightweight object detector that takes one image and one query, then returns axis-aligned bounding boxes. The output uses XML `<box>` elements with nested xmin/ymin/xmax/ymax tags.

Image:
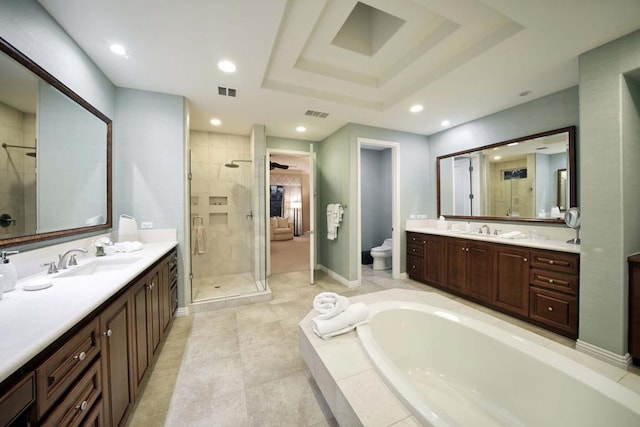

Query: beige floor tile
<box><xmin>240</xmin><ymin>341</ymin><xmax>307</xmax><ymax>387</ymax></box>
<box><xmin>167</xmin><ymin>389</ymin><xmax>249</xmax><ymax>427</ymax></box>
<box><xmin>245</xmin><ymin>372</ymin><xmax>332</xmax><ymax>427</ymax></box>
<box><xmin>176</xmin><ymin>353</ymin><xmax>245</xmax><ymax>400</ymax></box>
<box><xmin>237</xmin><ymin>319</ymin><xmax>286</xmax><ymax>352</ymax></box>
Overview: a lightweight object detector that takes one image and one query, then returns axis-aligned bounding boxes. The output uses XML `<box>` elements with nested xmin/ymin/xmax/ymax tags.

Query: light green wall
<box><xmin>266</xmin><ymin>136</ymin><xmax>314</xmax><ymax>151</ymax></box>
<box><xmin>579</xmin><ymin>29</ymin><xmax>640</xmax><ymax>355</ymax></box>
<box><xmin>317</xmin><ymin>125</ymin><xmax>352</xmax><ymax>279</ymax></box>
<box><xmin>316</xmin><ymin>123</ymin><xmax>430</xmax><ymax>282</ymax></box>
<box><xmin>428</xmin><ymin>87</ymin><xmax>579</xmax><ymax>219</ymax></box>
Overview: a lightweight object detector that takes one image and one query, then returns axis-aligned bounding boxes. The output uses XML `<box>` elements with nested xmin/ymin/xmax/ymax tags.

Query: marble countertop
<box><xmin>405</xmin><ymin>227</ymin><xmax>580</xmax><ymax>254</ymax></box>
<box><xmin>0</xmin><ymin>241</ymin><xmax>178</xmax><ymax>384</ymax></box>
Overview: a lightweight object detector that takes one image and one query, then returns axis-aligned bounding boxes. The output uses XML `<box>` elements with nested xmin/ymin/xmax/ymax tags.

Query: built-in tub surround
<box><xmin>300</xmin><ymin>289</ymin><xmax>640</xmax><ymax>426</ymax></box>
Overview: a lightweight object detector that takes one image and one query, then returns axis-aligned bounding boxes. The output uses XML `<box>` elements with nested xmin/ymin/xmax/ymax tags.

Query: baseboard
<box><xmin>175</xmin><ymin>307</ymin><xmax>189</xmax><ymax>317</ymax></box>
<box><xmin>398</xmin><ymin>272</ymin><xmax>408</xmax><ymax>280</ymax></box>
<box><xmin>575</xmin><ymin>339</ymin><xmax>632</xmax><ymax>369</ymax></box>
<box><xmin>318</xmin><ymin>265</ymin><xmax>360</xmax><ymax>288</ymax></box>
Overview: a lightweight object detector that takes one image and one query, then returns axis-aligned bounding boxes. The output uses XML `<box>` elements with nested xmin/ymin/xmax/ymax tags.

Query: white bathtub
<box><xmin>357</xmin><ymin>301</ymin><xmax>640</xmax><ymax>427</ymax></box>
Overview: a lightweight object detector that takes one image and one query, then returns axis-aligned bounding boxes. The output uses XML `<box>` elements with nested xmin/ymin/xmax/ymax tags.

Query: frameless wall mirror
<box><xmin>0</xmin><ymin>36</ymin><xmax>111</xmax><ymax>248</ymax></box>
<box><xmin>437</xmin><ymin>126</ymin><xmax>576</xmax><ymax>223</ymax></box>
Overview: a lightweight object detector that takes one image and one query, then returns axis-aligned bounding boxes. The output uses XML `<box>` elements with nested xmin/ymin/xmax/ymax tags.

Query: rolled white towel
<box><xmin>313</xmin><ymin>292</ymin><xmax>351</xmax><ymax>320</ymax></box>
<box><xmin>311</xmin><ymin>303</ymin><xmax>369</xmax><ymax>339</ymax></box>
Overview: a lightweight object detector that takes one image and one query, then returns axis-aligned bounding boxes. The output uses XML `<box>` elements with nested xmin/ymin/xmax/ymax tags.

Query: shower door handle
<box><xmin>246</xmin><ymin>211</ymin><xmax>254</xmax><ymax>220</ymax></box>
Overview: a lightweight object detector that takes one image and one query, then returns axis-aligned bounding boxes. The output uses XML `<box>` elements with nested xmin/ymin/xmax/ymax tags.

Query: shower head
<box><xmin>224</xmin><ymin>159</ymin><xmax>251</xmax><ymax>168</ymax></box>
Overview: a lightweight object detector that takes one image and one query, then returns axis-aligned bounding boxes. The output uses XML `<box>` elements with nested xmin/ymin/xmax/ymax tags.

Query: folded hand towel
<box><xmin>499</xmin><ymin>231</ymin><xmax>527</xmax><ymax>239</ymax></box>
<box><xmin>311</xmin><ymin>303</ymin><xmax>369</xmax><ymax>339</ymax></box>
<box><xmin>313</xmin><ymin>292</ymin><xmax>350</xmax><ymax>320</ymax></box>
<box><xmin>104</xmin><ymin>241</ymin><xmax>144</xmax><ymax>254</ymax></box>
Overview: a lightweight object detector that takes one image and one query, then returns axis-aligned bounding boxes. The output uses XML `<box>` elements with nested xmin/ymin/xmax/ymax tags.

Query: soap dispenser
<box><xmin>0</xmin><ymin>250</ymin><xmax>19</xmax><ymax>293</ymax></box>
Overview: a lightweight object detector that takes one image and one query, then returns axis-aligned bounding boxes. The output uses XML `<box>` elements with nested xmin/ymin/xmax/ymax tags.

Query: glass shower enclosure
<box><xmin>189</xmin><ymin>126</ymin><xmax>267</xmax><ymax>303</ymax></box>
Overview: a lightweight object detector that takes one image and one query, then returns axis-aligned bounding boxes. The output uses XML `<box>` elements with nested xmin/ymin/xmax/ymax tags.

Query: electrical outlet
<box><xmin>140</xmin><ymin>221</ymin><xmax>153</xmax><ymax>229</ymax></box>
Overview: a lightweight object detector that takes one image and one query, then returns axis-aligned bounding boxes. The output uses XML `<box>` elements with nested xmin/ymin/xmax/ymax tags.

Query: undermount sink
<box><xmin>56</xmin><ymin>257</ymin><xmax>143</xmax><ymax>278</ymax></box>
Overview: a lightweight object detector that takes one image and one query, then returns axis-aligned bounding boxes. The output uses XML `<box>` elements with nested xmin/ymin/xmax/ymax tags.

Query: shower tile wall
<box><xmin>190</xmin><ymin>130</ymin><xmax>252</xmax><ymax>279</ymax></box>
<box><xmin>0</xmin><ymin>101</ymin><xmax>36</xmax><ymax>238</ymax></box>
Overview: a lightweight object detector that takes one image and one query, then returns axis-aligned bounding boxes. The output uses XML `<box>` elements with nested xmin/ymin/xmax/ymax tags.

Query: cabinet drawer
<box><xmin>0</xmin><ymin>372</ymin><xmax>35</xmax><ymax>426</ymax></box>
<box><xmin>407</xmin><ymin>243</ymin><xmax>424</xmax><ymax>258</ymax></box>
<box><xmin>530</xmin><ymin>269</ymin><xmax>578</xmax><ymax>295</ymax></box>
<box><xmin>530</xmin><ymin>250</ymin><xmax>579</xmax><ymax>274</ymax></box>
<box><xmin>36</xmin><ymin>318</ymin><xmax>101</xmax><ymax>418</ymax></box>
<box><xmin>529</xmin><ymin>287</ymin><xmax>577</xmax><ymax>336</ymax></box>
<box><xmin>41</xmin><ymin>359</ymin><xmax>102</xmax><ymax>427</ymax></box>
<box><xmin>406</xmin><ymin>232</ymin><xmax>423</xmax><ymax>245</ymax></box>
<box><xmin>407</xmin><ymin>256</ymin><xmax>424</xmax><ymax>278</ymax></box>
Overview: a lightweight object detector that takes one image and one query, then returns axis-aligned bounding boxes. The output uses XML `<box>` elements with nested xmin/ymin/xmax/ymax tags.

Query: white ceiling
<box><xmin>38</xmin><ymin>0</ymin><xmax>640</xmax><ymax>142</ymax></box>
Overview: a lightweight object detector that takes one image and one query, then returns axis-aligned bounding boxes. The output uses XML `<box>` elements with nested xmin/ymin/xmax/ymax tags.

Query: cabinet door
<box><xmin>149</xmin><ymin>268</ymin><xmax>162</xmax><ymax>356</ymax></box>
<box><xmin>131</xmin><ymin>277</ymin><xmax>151</xmax><ymax>391</ymax></box>
<box><xmin>160</xmin><ymin>258</ymin><xmax>172</xmax><ymax>333</ymax></box>
<box><xmin>466</xmin><ymin>241</ymin><xmax>493</xmax><ymax>303</ymax></box>
<box><xmin>100</xmin><ymin>292</ymin><xmax>133</xmax><ymax>427</ymax></box>
<box><xmin>493</xmin><ymin>246</ymin><xmax>530</xmax><ymax>316</ymax></box>
<box><xmin>424</xmin><ymin>236</ymin><xmax>443</xmax><ymax>285</ymax></box>
<box><xmin>444</xmin><ymin>238</ymin><xmax>466</xmax><ymax>292</ymax></box>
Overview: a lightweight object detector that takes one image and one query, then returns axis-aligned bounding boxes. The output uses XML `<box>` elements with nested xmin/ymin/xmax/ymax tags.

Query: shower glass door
<box><xmin>189</xmin><ymin>131</ymin><xmax>267</xmax><ymax>302</ymax></box>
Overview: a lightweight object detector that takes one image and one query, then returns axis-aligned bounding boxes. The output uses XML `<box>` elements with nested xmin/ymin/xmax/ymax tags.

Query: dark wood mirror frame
<box><xmin>0</xmin><ymin>36</ymin><xmax>112</xmax><ymax>248</ymax></box>
<box><xmin>436</xmin><ymin>126</ymin><xmax>576</xmax><ymax>224</ymax></box>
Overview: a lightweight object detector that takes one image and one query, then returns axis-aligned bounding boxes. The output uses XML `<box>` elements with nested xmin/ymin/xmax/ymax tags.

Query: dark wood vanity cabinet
<box><xmin>406</xmin><ymin>232</ymin><xmax>579</xmax><ymax>338</ymax></box>
<box><xmin>493</xmin><ymin>245</ymin><xmax>530</xmax><ymax>316</ymax></box>
<box><xmin>100</xmin><ymin>292</ymin><xmax>134</xmax><ymax>427</ymax></box>
<box><xmin>406</xmin><ymin>232</ymin><xmax>443</xmax><ymax>285</ymax></box>
<box><xmin>442</xmin><ymin>238</ymin><xmax>493</xmax><ymax>303</ymax></box>
<box><xmin>628</xmin><ymin>254</ymin><xmax>640</xmax><ymax>365</ymax></box>
<box><xmin>0</xmin><ymin>248</ymin><xmax>178</xmax><ymax>427</ymax></box>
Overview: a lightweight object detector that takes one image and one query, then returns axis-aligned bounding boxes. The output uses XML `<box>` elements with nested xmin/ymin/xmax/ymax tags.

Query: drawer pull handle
<box><xmin>74</xmin><ymin>351</ymin><xmax>86</xmax><ymax>362</ymax></box>
<box><xmin>466</xmin><ymin>248</ymin><xmax>469</xmax><ymax>252</ymax></box>
<box><xmin>103</xmin><ymin>329</ymin><xmax>113</xmax><ymax>337</ymax></box>
<box><xmin>76</xmin><ymin>400</ymin><xmax>88</xmax><ymax>411</ymax></box>
<box><xmin>524</xmin><ymin>258</ymin><xmax>528</xmax><ymax>262</ymax></box>
<box><xmin>549</xmin><ymin>279</ymin><xmax>554</xmax><ymax>284</ymax></box>
<box><xmin>549</xmin><ymin>260</ymin><xmax>555</xmax><ymax>265</ymax></box>
<box><xmin>547</xmin><ymin>307</ymin><xmax>553</xmax><ymax>312</ymax></box>
<box><xmin>461</xmin><ymin>248</ymin><xmax>465</xmax><ymax>251</ymax></box>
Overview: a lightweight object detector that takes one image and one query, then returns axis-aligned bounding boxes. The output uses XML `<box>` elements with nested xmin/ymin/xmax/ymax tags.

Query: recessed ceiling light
<box><xmin>296</xmin><ymin>126</ymin><xmax>307</xmax><ymax>133</ymax></box>
<box><xmin>210</xmin><ymin>118</ymin><xmax>222</xmax><ymax>126</ymax></box>
<box><xmin>507</xmin><ymin>142</ymin><xmax>519</xmax><ymax>147</ymax></box>
<box><xmin>441</xmin><ymin>120</ymin><xmax>450</xmax><ymax>127</ymax></box>
<box><xmin>110</xmin><ymin>44</ymin><xmax>127</xmax><ymax>56</ymax></box>
<box><xmin>218</xmin><ymin>60</ymin><xmax>236</xmax><ymax>73</ymax></box>
<box><xmin>493</xmin><ymin>156</ymin><xmax>502</xmax><ymax>160</ymax></box>
<box><xmin>409</xmin><ymin>104</ymin><xmax>423</xmax><ymax>113</ymax></box>
<box><xmin>519</xmin><ymin>90</ymin><xmax>532</xmax><ymax>97</ymax></box>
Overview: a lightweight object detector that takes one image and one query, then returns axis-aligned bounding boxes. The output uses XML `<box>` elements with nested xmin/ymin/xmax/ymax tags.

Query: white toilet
<box><xmin>371</xmin><ymin>238</ymin><xmax>392</xmax><ymax>270</ymax></box>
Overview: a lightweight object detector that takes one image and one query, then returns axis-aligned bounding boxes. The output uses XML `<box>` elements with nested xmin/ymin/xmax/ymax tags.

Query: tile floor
<box><xmin>127</xmin><ymin>266</ymin><xmax>640</xmax><ymax>426</ymax></box>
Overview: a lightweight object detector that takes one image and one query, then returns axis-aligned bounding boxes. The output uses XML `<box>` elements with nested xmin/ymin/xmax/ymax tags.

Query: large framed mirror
<box><xmin>0</xmin><ymin>36</ymin><xmax>111</xmax><ymax>248</ymax></box>
<box><xmin>437</xmin><ymin>126</ymin><xmax>576</xmax><ymax>223</ymax></box>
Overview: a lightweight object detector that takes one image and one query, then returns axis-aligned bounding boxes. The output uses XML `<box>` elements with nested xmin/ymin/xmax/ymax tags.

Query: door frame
<box><xmin>356</xmin><ymin>138</ymin><xmax>401</xmax><ymax>282</ymax></box>
<box><xmin>266</xmin><ymin>147</ymin><xmax>316</xmax><ymax>284</ymax></box>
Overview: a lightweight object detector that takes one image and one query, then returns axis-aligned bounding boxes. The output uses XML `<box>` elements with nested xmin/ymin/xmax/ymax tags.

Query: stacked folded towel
<box><xmin>311</xmin><ymin>292</ymin><xmax>369</xmax><ymax>339</ymax></box>
<box><xmin>104</xmin><ymin>241</ymin><xmax>144</xmax><ymax>254</ymax></box>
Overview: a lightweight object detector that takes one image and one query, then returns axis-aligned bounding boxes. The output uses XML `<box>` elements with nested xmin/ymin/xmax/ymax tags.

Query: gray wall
<box><xmin>317</xmin><ymin>123</ymin><xmax>429</xmax><ymax>281</ymax></box>
<box><xmin>428</xmin><ymin>87</ymin><xmax>579</xmax><ymax>219</ymax></box>
<box><xmin>0</xmin><ymin>0</ymin><xmax>115</xmax><ymax>119</ymax></box>
<box><xmin>361</xmin><ymin>148</ymin><xmax>393</xmax><ymax>253</ymax></box>
<box><xmin>114</xmin><ymin>88</ymin><xmax>186</xmax><ymax>305</ymax></box>
<box><xmin>579</xmin><ymin>29</ymin><xmax>640</xmax><ymax>355</ymax></box>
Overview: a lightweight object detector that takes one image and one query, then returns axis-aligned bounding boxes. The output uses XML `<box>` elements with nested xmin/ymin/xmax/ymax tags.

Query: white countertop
<box><xmin>406</xmin><ymin>227</ymin><xmax>580</xmax><ymax>254</ymax></box>
<box><xmin>0</xmin><ymin>241</ymin><xmax>178</xmax><ymax>383</ymax></box>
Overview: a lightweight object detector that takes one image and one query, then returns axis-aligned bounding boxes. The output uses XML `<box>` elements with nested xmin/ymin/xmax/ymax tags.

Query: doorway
<box><xmin>357</xmin><ymin>138</ymin><xmax>400</xmax><ymax>282</ymax></box>
<box><xmin>266</xmin><ymin>149</ymin><xmax>315</xmax><ymax>283</ymax></box>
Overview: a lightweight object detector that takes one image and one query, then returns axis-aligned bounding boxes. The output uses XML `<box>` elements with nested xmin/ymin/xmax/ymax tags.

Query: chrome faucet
<box><xmin>481</xmin><ymin>224</ymin><xmax>491</xmax><ymax>235</ymax></box>
<box><xmin>57</xmin><ymin>248</ymin><xmax>88</xmax><ymax>270</ymax></box>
